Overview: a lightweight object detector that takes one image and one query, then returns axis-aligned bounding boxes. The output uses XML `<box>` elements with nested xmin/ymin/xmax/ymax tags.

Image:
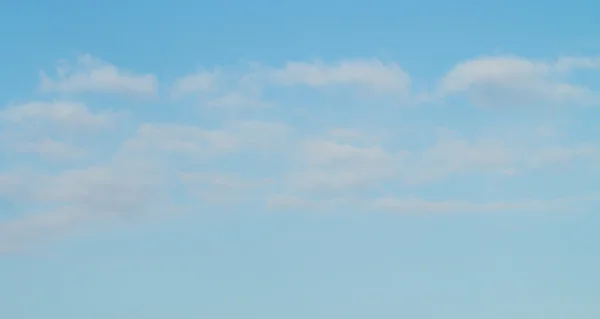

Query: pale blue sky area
<box><xmin>1</xmin><ymin>0</ymin><xmax>600</xmax><ymax>318</ymax></box>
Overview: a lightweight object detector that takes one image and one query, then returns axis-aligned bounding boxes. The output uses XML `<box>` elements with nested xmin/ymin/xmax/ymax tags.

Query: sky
<box><xmin>1</xmin><ymin>0</ymin><xmax>600</xmax><ymax>318</ymax></box>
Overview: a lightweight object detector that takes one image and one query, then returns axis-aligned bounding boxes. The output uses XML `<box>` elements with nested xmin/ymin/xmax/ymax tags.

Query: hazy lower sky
<box><xmin>1</xmin><ymin>0</ymin><xmax>600</xmax><ymax>318</ymax></box>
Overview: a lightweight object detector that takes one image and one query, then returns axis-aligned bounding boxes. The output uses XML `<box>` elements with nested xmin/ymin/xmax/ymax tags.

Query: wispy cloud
<box><xmin>39</xmin><ymin>54</ymin><xmax>158</xmax><ymax>97</ymax></box>
<box><xmin>2</xmin><ymin>52</ymin><xmax>600</xmax><ymax>253</ymax></box>
<box><xmin>435</xmin><ymin>55</ymin><xmax>600</xmax><ymax>107</ymax></box>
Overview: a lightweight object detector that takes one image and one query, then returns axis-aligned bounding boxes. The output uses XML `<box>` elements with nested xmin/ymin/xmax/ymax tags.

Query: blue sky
<box><xmin>1</xmin><ymin>0</ymin><xmax>600</xmax><ymax>318</ymax></box>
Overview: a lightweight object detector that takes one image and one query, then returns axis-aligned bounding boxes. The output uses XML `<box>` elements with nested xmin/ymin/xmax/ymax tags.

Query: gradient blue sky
<box><xmin>2</xmin><ymin>0</ymin><xmax>600</xmax><ymax>318</ymax></box>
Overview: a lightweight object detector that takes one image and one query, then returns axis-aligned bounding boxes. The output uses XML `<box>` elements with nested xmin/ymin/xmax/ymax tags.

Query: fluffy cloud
<box><xmin>39</xmin><ymin>54</ymin><xmax>158</xmax><ymax>97</ymax></box>
<box><xmin>436</xmin><ymin>55</ymin><xmax>600</xmax><ymax>107</ymax></box>
<box><xmin>1</xmin><ymin>52</ymin><xmax>600</xmax><ymax>253</ymax></box>
<box><xmin>170</xmin><ymin>67</ymin><xmax>270</xmax><ymax>109</ymax></box>
<box><xmin>266</xmin><ymin>59</ymin><xmax>411</xmax><ymax>94</ymax></box>
<box><xmin>0</xmin><ymin>101</ymin><xmax>117</xmax><ymax>130</ymax></box>
<box><xmin>171</xmin><ymin>70</ymin><xmax>220</xmax><ymax>97</ymax></box>
<box><xmin>169</xmin><ymin>55</ymin><xmax>600</xmax><ymax>109</ymax></box>
<box><xmin>169</xmin><ymin>59</ymin><xmax>412</xmax><ymax>108</ymax></box>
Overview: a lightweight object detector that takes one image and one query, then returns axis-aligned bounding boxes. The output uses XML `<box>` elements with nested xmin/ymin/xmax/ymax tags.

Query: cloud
<box><xmin>436</xmin><ymin>55</ymin><xmax>600</xmax><ymax>107</ymax></box>
<box><xmin>2</xmin><ymin>52</ymin><xmax>600</xmax><ymax>254</ymax></box>
<box><xmin>178</xmin><ymin>172</ymin><xmax>273</xmax><ymax>190</ymax></box>
<box><xmin>327</xmin><ymin>128</ymin><xmax>364</xmax><ymax>140</ymax></box>
<box><xmin>280</xmin><ymin>127</ymin><xmax>600</xmax><ymax>196</ymax></box>
<box><xmin>554</xmin><ymin>56</ymin><xmax>600</xmax><ymax>72</ymax></box>
<box><xmin>0</xmin><ymin>172</ymin><xmax>28</xmax><ymax>199</ymax></box>
<box><xmin>170</xmin><ymin>59</ymin><xmax>412</xmax><ymax>109</ymax></box>
<box><xmin>301</xmin><ymin>138</ymin><xmax>393</xmax><ymax>167</ymax></box>
<box><xmin>35</xmin><ymin>164</ymin><xmax>164</xmax><ymax>211</ymax></box>
<box><xmin>204</xmin><ymin>91</ymin><xmax>271</xmax><ymax>109</ymax></box>
<box><xmin>121</xmin><ymin>120</ymin><xmax>290</xmax><ymax>159</ymax></box>
<box><xmin>0</xmin><ymin>157</ymin><xmax>174</xmax><ymax>251</ymax></box>
<box><xmin>39</xmin><ymin>54</ymin><xmax>158</xmax><ymax>97</ymax></box>
<box><xmin>170</xmin><ymin>70</ymin><xmax>220</xmax><ymax>98</ymax></box>
<box><xmin>0</xmin><ymin>117</ymin><xmax>290</xmax><ymax>251</ymax></box>
<box><xmin>170</xmin><ymin>67</ymin><xmax>271</xmax><ymax>109</ymax></box>
<box><xmin>285</xmin><ymin>129</ymin><xmax>511</xmax><ymax>194</ymax></box>
<box><xmin>0</xmin><ymin>207</ymin><xmax>92</xmax><ymax>253</ymax></box>
<box><xmin>0</xmin><ymin>101</ymin><xmax>117</xmax><ymax>131</ymax></box>
<box><xmin>266</xmin><ymin>193</ymin><xmax>599</xmax><ymax>214</ymax></box>
<box><xmin>288</xmin><ymin>169</ymin><xmax>393</xmax><ymax>195</ymax></box>
<box><xmin>403</xmin><ymin>129</ymin><xmax>598</xmax><ymax>184</ymax></box>
<box><xmin>266</xmin><ymin>194</ymin><xmax>356</xmax><ymax>212</ymax></box>
<box><xmin>11</xmin><ymin>138</ymin><xmax>86</xmax><ymax>161</ymax></box>
<box><xmin>401</xmin><ymin>129</ymin><xmax>516</xmax><ymax>184</ymax></box>
<box><xmin>178</xmin><ymin>172</ymin><xmax>275</xmax><ymax>205</ymax></box>
<box><xmin>525</xmin><ymin>144</ymin><xmax>598</xmax><ymax>168</ymax></box>
<box><xmin>371</xmin><ymin>195</ymin><xmax>595</xmax><ymax>214</ymax></box>
<box><xmin>266</xmin><ymin>59</ymin><xmax>411</xmax><ymax>94</ymax></box>
<box><xmin>283</xmin><ymin>137</ymin><xmax>405</xmax><ymax>195</ymax></box>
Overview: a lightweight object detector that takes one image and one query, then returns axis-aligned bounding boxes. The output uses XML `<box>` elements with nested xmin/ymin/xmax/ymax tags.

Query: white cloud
<box><xmin>268</xmin><ymin>59</ymin><xmax>411</xmax><ymax>94</ymax></box>
<box><xmin>123</xmin><ymin>123</ymin><xmax>237</xmax><ymax>155</ymax></box>
<box><xmin>327</xmin><ymin>128</ymin><xmax>364</xmax><ymax>140</ymax></box>
<box><xmin>554</xmin><ymin>56</ymin><xmax>600</xmax><ymax>72</ymax></box>
<box><xmin>39</xmin><ymin>54</ymin><xmax>158</xmax><ymax>97</ymax></box>
<box><xmin>392</xmin><ymin>128</ymin><xmax>598</xmax><ymax>185</ymax></box>
<box><xmin>121</xmin><ymin>120</ymin><xmax>290</xmax><ymax>159</ymax></box>
<box><xmin>0</xmin><ymin>157</ymin><xmax>174</xmax><ymax>251</ymax></box>
<box><xmin>178</xmin><ymin>172</ymin><xmax>275</xmax><ymax>205</ymax></box>
<box><xmin>3</xmin><ymin>53</ymin><xmax>600</xmax><ymax>254</ymax></box>
<box><xmin>12</xmin><ymin>138</ymin><xmax>86</xmax><ymax>161</ymax></box>
<box><xmin>267</xmin><ymin>194</ymin><xmax>600</xmax><ymax>214</ymax></box>
<box><xmin>170</xmin><ymin>68</ymin><xmax>270</xmax><ymax>109</ymax></box>
<box><xmin>286</xmin><ymin>130</ymin><xmax>517</xmax><ymax>194</ymax></box>
<box><xmin>301</xmin><ymin>139</ymin><xmax>393</xmax><ymax>167</ymax></box>
<box><xmin>289</xmin><ymin>169</ymin><xmax>393</xmax><ymax>195</ymax></box>
<box><xmin>401</xmin><ymin>130</ymin><xmax>516</xmax><ymax>184</ymax></box>
<box><xmin>205</xmin><ymin>91</ymin><xmax>271</xmax><ymax>109</ymax></box>
<box><xmin>34</xmin><ymin>164</ymin><xmax>164</xmax><ymax>211</ymax></box>
<box><xmin>2</xmin><ymin>118</ymin><xmax>598</xmax><ymax>252</ymax></box>
<box><xmin>0</xmin><ymin>116</ymin><xmax>291</xmax><ymax>251</ymax></box>
<box><xmin>0</xmin><ymin>207</ymin><xmax>92</xmax><ymax>253</ymax></box>
<box><xmin>170</xmin><ymin>70</ymin><xmax>219</xmax><ymax>98</ymax></box>
<box><xmin>266</xmin><ymin>194</ymin><xmax>356</xmax><ymax>212</ymax></box>
<box><xmin>371</xmin><ymin>195</ymin><xmax>590</xmax><ymax>214</ymax></box>
<box><xmin>170</xmin><ymin>59</ymin><xmax>412</xmax><ymax>109</ymax></box>
<box><xmin>282</xmin><ymin>127</ymin><xmax>600</xmax><ymax>195</ymax></box>
<box><xmin>436</xmin><ymin>55</ymin><xmax>600</xmax><ymax>107</ymax></box>
<box><xmin>525</xmin><ymin>144</ymin><xmax>598</xmax><ymax>168</ymax></box>
<box><xmin>284</xmin><ymin>138</ymin><xmax>405</xmax><ymax>195</ymax></box>
<box><xmin>0</xmin><ymin>117</ymin><xmax>292</xmax><ymax>252</ymax></box>
<box><xmin>0</xmin><ymin>172</ymin><xmax>28</xmax><ymax>199</ymax></box>
<box><xmin>267</xmin><ymin>193</ymin><xmax>599</xmax><ymax>214</ymax></box>
<box><xmin>0</xmin><ymin>101</ymin><xmax>117</xmax><ymax>131</ymax></box>
<box><xmin>178</xmin><ymin>172</ymin><xmax>272</xmax><ymax>189</ymax></box>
